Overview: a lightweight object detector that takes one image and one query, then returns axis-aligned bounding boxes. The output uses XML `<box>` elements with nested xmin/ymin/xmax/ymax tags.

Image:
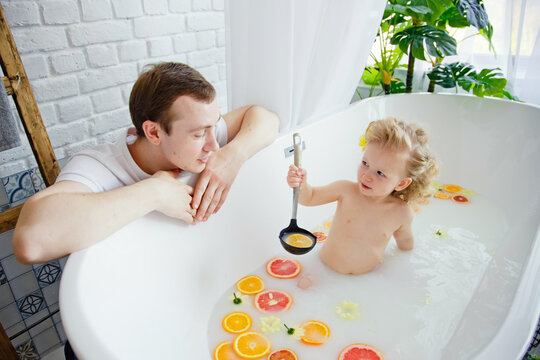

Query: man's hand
<box><xmin>151</xmin><ymin>170</ymin><xmax>196</xmax><ymax>224</ymax></box>
<box><xmin>191</xmin><ymin>147</ymin><xmax>241</xmax><ymax>222</ymax></box>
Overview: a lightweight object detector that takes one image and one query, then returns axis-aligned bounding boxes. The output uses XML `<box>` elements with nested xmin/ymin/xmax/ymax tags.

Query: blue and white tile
<box><xmin>0</xmin><ymin>282</ymin><xmax>14</xmax><ymax>307</ymax></box>
<box><xmin>1</xmin><ymin>170</ymin><xmax>36</xmax><ymax>205</ymax></box>
<box><xmin>33</xmin><ymin>327</ymin><xmax>60</xmax><ymax>355</ymax></box>
<box><xmin>41</xmin><ymin>282</ymin><xmax>60</xmax><ymax>308</ymax></box>
<box><xmin>0</xmin><ymin>229</ymin><xmax>15</xmax><ymax>259</ymax></box>
<box><xmin>33</xmin><ymin>261</ymin><xmax>62</xmax><ymax>288</ymax></box>
<box><xmin>0</xmin><ymin>262</ymin><xmax>7</xmax><ymax>285</ymax></box>
<box><xmin>1</xmin><ymin>254</ymin><xmax>32</xmax><ymax>280</ymax></box>
<box><xmin>29</xmin><ymin>168</ymin><xmax>46</xmax><ymax>193</ymax></box>
<box><xmin>0</xmin><ymin>302</ymin><xmax>22</xmax><ymax>329</ymax></box>
<box><xmin>0</xmin><ymin>183</ymin><xmax>8</xmax><ymax>211</ymax></box>
<box><xmin>10</xmin><ymin>271</ymin><xmax>40</xmax><ymax>300</ymax></box>
<box><xmin>17</xmin><ymin>289</ymin><xmax>46</xmax><ymax>319</ymax></box>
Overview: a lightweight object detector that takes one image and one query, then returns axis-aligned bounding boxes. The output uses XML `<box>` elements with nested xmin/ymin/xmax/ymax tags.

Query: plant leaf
<box><xmin>455</xmin><ymin>0</ymin><xmax>490</xmax><ymax>30</ymax></box>
<box><xmin>391</xmin><ymin>25</ymin><xmax>457</xmax><ymax>60</ymax></box>
<box><xmin>362</xmin><ymin>67</ymin><xmax>382</xmax><ymax>86</ymax></box>
<box><xmin>436</xmin><ymin>6</ymin><xmax>471</xmax><ymax>28</ymax></box>
<box><xmin>458</xmin><ymin>67</ymin><xmax>507</xmax><ymax>97</ymax></box>
<box><xmin>428</xmin><ymin>61</ymin><xmax>476</xmax><ymax>88</ymax></box>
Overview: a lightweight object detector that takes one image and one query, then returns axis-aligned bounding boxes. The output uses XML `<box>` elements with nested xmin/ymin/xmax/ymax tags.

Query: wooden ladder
<box><xmin>0</xmin><ymin>2</ymin><xmax>61</xmax><ymax>357</ymax></box>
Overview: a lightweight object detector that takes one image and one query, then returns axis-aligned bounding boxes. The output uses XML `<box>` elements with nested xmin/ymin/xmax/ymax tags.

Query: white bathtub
<box><xmin>60</xmin><ymin>93</ymin><xmax>540</xmax><ymax>359</ymax></box>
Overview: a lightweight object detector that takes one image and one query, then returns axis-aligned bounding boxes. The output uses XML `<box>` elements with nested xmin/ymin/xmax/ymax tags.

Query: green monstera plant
<box><xmin>359</xmin><ymin>0</ymin><xmax>517</xmax><ymax>100</ymax></box>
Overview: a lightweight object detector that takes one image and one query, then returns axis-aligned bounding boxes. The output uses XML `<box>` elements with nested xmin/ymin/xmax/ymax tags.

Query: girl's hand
<box><xmin>286</xmin><ymin>165</ymin><xmax>306</xmax><ymax>188</ymax></box>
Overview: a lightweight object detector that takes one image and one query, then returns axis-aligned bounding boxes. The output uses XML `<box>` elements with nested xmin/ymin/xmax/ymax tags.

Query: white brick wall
<box><xmin>0</xmin><ymin>0</ymin><xmax>227</xmax><ymax>177</ymax></box>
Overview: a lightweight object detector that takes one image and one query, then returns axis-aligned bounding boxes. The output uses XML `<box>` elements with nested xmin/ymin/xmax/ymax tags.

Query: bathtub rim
<box><xmin>58</xmin><ymin>93</ymin><xmax>540</xmax><ymax>359</ymax></box>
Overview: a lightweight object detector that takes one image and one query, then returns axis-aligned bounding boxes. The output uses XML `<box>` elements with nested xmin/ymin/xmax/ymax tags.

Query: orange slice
<box><xmin>267</xmin><ymin>348</ymin><xmax>298</xmax><ymax>360</ymax></box>
<box><xmin>254</xmin><ymin>289</ymin><xmax>293</xmax><ymax>313</ymax></box>
<box><xmin>444</xmin><ymin>184</ymin><xmax>462</xmax><ymax>193</ymax></box>
<box><xmin>285</xmin><ymin>233</ymin><xmax>313</xmax><ymax>248</ymax></box>
<box><xmin>266</xmin><ymin>257</ymin><xmax>301</xmax><ymax>279</ymax></box>
<box><xmin>222</xmin><ymin>312</ymin><xmax>252</xmax><ymax>334</ymax></box>
<box><xmin>338</xmin><ymin>343</ymin><xmax>384</xmax><ymax>360</ymax></box>
<box><xmin>299</xmin><ymin>320</ymin><xmax>330</xmax><ymax>345</ymax></box>
<box><xmin>214</xmin><ymin>341</ymin><xmax>243</xmax><ymax>360</ymax></box>
<box><xmin>434</xmin><ymin>192</ymin><xmax>451</xmax><ymax>200</ymax></box>
<box><xmin>452</xmin><ymin>195</ymin><xmax>470</xmax><ymax>204</ymax></box>
<box><xmin>312</xmin><ymin>231</ymin><xmax>328</xmax><ymax>243</ymax></box>
<box><xmin>233</xmin><ymin>331</ymin><xmax>271</xmax><ymax>359</ymax></box>
<box><xmin>236</xmin><ymin>275</ymin><xmax>265</xmax><ymax>295</ymax></box>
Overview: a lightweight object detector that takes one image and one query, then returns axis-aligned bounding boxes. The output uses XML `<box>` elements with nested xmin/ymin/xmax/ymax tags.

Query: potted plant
<box><xmin>358</xmin><ymin>0</ymin><xmax>517</xmax><ymax>100</ymax></box>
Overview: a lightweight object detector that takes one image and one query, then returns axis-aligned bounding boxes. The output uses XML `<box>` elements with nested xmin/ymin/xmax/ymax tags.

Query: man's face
<box><xmin>158</xmin><ymin>95</ymin><xmax>221</xmax><ymax>173</ymax></box>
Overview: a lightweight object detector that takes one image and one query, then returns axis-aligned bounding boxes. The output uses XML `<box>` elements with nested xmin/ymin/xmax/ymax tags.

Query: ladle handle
<box><xmin>292</xmin><ymin>133</ymin><xmax>302</xmax><ymax>220</ymax></box>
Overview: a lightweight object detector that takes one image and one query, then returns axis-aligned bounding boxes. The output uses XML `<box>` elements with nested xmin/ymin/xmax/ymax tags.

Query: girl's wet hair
<box><xmin>365</xmin><ymin>117</ymin><xmax>439</xmax><ymax>203</ymax></box>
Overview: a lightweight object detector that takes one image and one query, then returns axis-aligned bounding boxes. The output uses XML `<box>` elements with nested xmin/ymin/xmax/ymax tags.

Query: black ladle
<box><xmin>279</xmin><ymin>133</ymin><xmax>317</xmax><ymax>255</ymax></box>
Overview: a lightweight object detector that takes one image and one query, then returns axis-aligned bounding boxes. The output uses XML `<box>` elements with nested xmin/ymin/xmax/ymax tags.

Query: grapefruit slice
<box><xmin>267</xmin><ymin>348</ymin><xmax>298</xmax><ymax>360</ymax></box>
<box><xmin>299</xmin><ymin>320</ymin><xmax>330</xmax><ymax>345</ymax></box>
<box><xmin>222</xmin><ymin>312</ymin><xmax>252</xmax><ymax>334</ymax></box>
<box><xmin>214</xmin><ymin>341</ymin><xmax>243</xmax><ymax>360</ymax></box>
<box><xmin>266</xmin><ymin>257</ymin><xmax>301</xmax><ymax>279</ymax></box>
<box><xmin>338</xmin><ymin>343</ymin><xmax>384</xmax><ymax>360</ymax></box>
<box><xmin>254</xmin><ymin>290</ymin><xmax>293</xmax><ymax>313</ymax></box>
<box><xmin>452</xmin><ymin>195</ymin><xmax>470</xmax><ymax>204</ymax></box>
<box><xmin>312</xmin><ymin>231</ymin><xmax>328</xmax><ymax>243</ymax></box>
<box><xmin>233</xmin><ymin>331</ymin><xmax>271</xmax><ymax>359</ymax></box>
<box><xmin>236</xmin><ymin>275</ymin><xmax>265</xmax><ymax>295</ymax></box>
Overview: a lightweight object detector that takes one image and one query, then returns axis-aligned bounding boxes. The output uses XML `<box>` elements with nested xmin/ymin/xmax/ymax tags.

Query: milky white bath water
<box><xmin>207</xmin><ymin>191</ymin><xmax>506</xmax><ymax>359</ymax></box>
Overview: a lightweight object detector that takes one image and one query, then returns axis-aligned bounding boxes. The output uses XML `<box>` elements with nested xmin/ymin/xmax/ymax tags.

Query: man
<box><xmin>13</xmin><ymin>62</ymin><xmax>279</xmax><ymax>264</ymax></box>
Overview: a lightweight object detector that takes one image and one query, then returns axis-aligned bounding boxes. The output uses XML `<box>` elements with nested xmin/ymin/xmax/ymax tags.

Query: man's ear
<box><xmin>142</xmin><ymin>120</ymin><xmax>162</xmax><ymax>145</ymax></box>
<box><xmin>395</xmin><ymin>177</ymin><xmax>412</xmax><ymax>191</ymax></box>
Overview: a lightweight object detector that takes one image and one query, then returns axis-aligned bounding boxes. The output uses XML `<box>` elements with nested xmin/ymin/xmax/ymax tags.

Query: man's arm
<box><xmin>13</xmin><ymin>170</ymin><xmax>194</xmax><ymax>264</ymax></box>
<box><xmin>192</xmin><ymin>105</ymin><xmax>279</xmax><ymax>221</ymax></box>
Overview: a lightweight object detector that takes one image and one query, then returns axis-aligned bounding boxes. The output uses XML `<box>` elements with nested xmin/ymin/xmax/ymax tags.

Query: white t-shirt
<box><xmin>56</xmin><ymin>117</ymin><xmax>228</xmax><ymax>193</ymax></box>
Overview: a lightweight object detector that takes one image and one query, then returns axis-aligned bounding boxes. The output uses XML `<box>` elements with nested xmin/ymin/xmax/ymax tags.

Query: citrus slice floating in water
<box><xmin>222</xmin><ymin>312</ymin><xmax>252</xmax><ymax>334</ymax></box>
<box><xmin>338</xmin><ymin>343</ymin><xmax>384</xmax><ymax>360</ymax></box>
<box><xmin>285</xmin><ymin>233</ymin><xmax>313</xmax><ymax>248</ymax></box>
<box><xmin>266</xmin><ymin>257</ymin><xmax>301</xmax><ymax>279</ymax></box>
<box><xmin>434</xmin><ymin>192</ymin><xmax>451</xmax><ymax>200</ymax></box>
<box><xmin>443</xmin><ymin>184</ymin><xmax>462</xmax><ymax>193</ymax></box>
<box><xmin>214</xmin><ymin>341</ymin><xmax>242</xmax><ymax>360</ymax></box>
<box><xmin>299</xmin><ymin>320</ymin><xmax>330</xmax><ymax>345</ymax></box>
<box><xmin>236</xmin><ymin>275</ymin><xmax>265</xmax><ymax>295</ymax></box>
<box><xmin>233</xmin><ymin>331</ymin><xmax>271</xmax><ymax>359</ymax></box>
<box><xmin>312</xmin><ymin>231</ymin><xmax>328</xmax><ymax>243</ymax></box>
<box><xmin>254</xmin><ymin>289</ymin><xmax>293</xmax><ymax>313</ymax></box>
<box><xmin>267</xmin><ymin>348</ymin><xmax>298</xmax><ymax>360</ymax></box>
<box><xmin>452</xmin><ymin>195</ymin><xmax>470</xmax><ymax>204</ymax></box>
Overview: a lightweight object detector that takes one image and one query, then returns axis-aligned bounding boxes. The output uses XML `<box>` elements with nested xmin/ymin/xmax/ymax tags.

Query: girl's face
<box><xmin>357</xmin><ymin>142</ymin><xmax>412</xmax><ymax>199</ymax></box>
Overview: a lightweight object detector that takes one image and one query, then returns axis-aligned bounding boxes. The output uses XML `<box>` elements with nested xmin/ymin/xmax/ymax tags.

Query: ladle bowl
<box><xmin>279</xmin><ymin>133</ymin><xmax>317</xmax><ymax>255</ymax></box>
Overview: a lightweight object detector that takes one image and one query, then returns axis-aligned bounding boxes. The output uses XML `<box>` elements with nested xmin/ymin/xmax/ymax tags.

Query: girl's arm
<box><xmin>286</xmin><ymin>165</ymin><xmax>346</xmax><ymax>206</ymax></box>
<box><xmin>393</xmin><ymin>206</ymin><xmax>414</xmax><ymax>250</ymax></box>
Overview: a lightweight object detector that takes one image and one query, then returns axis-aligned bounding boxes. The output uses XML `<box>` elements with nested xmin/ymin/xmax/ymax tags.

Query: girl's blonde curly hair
<box><xmin>364</xmin><ymin>117</ymin><xmax>439</xmax><ymax>203</ymax></box>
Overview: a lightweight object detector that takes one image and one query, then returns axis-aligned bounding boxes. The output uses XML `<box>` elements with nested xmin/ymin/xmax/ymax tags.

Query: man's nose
<box><xmin>204</xmin><ymin>133</ymin><xmax>219</xmax><ymax>152</ymax></box>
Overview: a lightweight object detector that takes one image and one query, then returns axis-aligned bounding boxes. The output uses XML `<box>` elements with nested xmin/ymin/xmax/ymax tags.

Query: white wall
<box><xmin>0</xmin><ymin>0</ymin><xmax>228</xmax><ymax>178</ymax></box>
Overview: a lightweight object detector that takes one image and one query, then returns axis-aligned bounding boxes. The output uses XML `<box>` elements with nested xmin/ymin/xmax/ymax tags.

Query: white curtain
<box><xmin>452</xmin><ymin>0</ymin><xmax>540</xmax><ymax>105</ymax></box>
<box><xmin>225</xmin><ymin>0</ymin><xmax>386</xmax><ymax>132</ymax></box>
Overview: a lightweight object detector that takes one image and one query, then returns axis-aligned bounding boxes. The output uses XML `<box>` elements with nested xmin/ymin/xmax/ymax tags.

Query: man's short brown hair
<box><xmin>129</xmin><ymin>62</ymin><xmax>216</xmax><ymax>137</ymax></box>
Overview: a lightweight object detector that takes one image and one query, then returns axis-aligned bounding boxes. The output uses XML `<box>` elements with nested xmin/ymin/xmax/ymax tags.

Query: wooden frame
<box><xmin>0</xmin><ymin>3</ymin><xmax>60</xmax><ymax>234</ymax></box>
<box><xmin>0</xmin><ymin>3</ymin><xmax>61</xmax><ymax>357</ymax></box>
